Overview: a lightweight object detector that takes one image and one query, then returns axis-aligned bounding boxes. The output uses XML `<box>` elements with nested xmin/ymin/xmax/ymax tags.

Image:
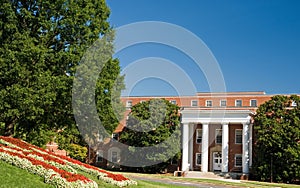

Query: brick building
<box><xmin>93</xmin><ymin>91</ymin><xmax>294</xmax><ymax>175</ymax></box>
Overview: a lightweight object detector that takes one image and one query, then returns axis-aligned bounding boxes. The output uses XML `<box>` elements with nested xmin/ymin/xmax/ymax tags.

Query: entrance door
<box><xmin>213</xmin><ymin>152</ymin><xmax>222</xmax><ymax>171</ymax></box>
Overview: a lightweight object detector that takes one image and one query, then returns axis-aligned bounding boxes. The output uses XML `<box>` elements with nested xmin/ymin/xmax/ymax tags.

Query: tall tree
<box><xmin>119</xmin><ymin>99</ymin><xmax>181</xmax><ymax>173</ymax></box>
<box><xmin>0</xmin><ymin>1</ymin><xmax>124</xmax><ymax>147</ymax></box>
<box><xmin>252</xmin><ymin>95</ymin><xmax>300</xmax><ymax>183</ymax></box>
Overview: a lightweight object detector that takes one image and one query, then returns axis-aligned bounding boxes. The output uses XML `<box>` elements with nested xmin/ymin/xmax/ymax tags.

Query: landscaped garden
<box><xmin>0</xmin><ymin>136</ymin><xmax>137</xmax><ymax>188</ymax></box>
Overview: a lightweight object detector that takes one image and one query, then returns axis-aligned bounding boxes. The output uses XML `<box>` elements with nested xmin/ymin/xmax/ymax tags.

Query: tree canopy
<box><xmin>252</xmin><ymin>95</ymin><xmax>300</xmax><ymax>183</ymax></box>
<box><xmin>0</xmin><ymin>0</ymin><xmax>125</xmax><ymax>152</ymax></box>
<box><xmin>119</xmin><ymin>99</ymin><xmax>181</xmax><ymax>173</ymax></box>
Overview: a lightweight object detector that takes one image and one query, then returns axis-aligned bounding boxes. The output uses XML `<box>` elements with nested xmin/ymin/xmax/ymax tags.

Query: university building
<box><xmin>92</xmin><ymin>91</ymin><xmax>286</xmax><ymax>175</ymax></box>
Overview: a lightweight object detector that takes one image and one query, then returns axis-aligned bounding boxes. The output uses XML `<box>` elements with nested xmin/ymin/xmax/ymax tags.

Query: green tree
<box><xmin>252</xmin><ymin>95</ymin><xmax>300</xmax><ymax>183</ymax></box>
<box><xmin>119</xmin><ymin>99</ymin><xmax>181</xmax><ymax>173</ymax></box>
<box><xmin>0</xmin><ymin>1</ymin><xmax>124</xmax><ymax>148</ymax></box>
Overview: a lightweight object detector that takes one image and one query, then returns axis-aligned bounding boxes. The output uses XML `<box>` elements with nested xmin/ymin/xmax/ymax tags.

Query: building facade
<box><xmin>117</xmin><ymin>91</ymin><xmax>272</xmax><ymax>174</ymax></box>
<box><xmin>94</xmin><ymin>91</ymin><xmax>290</xmax><ymax>175</ymax></box>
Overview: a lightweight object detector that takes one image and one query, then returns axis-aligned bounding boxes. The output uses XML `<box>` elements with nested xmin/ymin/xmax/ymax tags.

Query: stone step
<box><xmin>185</xmin><ymin>171</ymin><xmax>224</xmax><ymax>179</ymax></box>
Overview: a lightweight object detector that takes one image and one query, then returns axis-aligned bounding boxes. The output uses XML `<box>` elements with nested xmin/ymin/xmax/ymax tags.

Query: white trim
<box><xmin>170</xmin><ymin>100</ymin><xmax>177</xmax><ymax>105</ymax></box>
<box><xmin>234</xmin><ymin>154</ymin><xmax>243</xmax><ymax>167</ymax></box>
<box><xmin>191</xmin><ymin>100</ymin><xmax>198</xmax><ymax>107</ymax></box>
<box><xmin>242</xmin><ymin>123</ymin><xmax>249</xmax><ymax>173</ymax></box>
<box><xmin>188</xmin><ymin>123</ymin><xmax>194</xmax><ymax>170</ymax></box>
<box><xmin>220</xmin><ymin>99</ymin><xmax>227</xmax><ymax>107</ymax></box>
<box><xmin>195</xmin><ymin>153</ymin><xmax>202</xmax><ymax>166</ymax></box>
<box><xmin>180</xmin><ymin>109</ymin><xmax>253</xmax><ymax>125</ymax></box>
<box><xmin>108</xmin><ymin>147</ymin><xmax>120</xmax><ymax>163</ymax></box>
<box><xmin>235</xmin><ymin>99</ymin><xmax>243</xmax><ymax>107</ymax></box>
<box><xmin>181</xmin><ymin>123</ymin><xmax>189</xmax><ymax>172</ymax></box>
<box><xmin>201</xmin><ymin>124</ymin><xmax>209</xmax><ymax>172</ymax></box>
<box><xmin>205</xmin><ymin>100</ymin><xmax>213</xmax><ymax>107</ymax></box>
<box><xmin>250</xmin><ymin>99</ymin><xmax>257</xmax><ymax>107</ymax></box>
<box><xmin>222</xmin><ymin>123</ymin><xmax>229</xmax><ymax>172</ymax></box>
<box><xmin>215</xmin><ymin>129</ymin><xmax>222</xmax><ymax>144</ymax></box>
<box><xmin>196</xmin><ymin>129</ymin><xmax>202</xmax><ymax>144</ymax></box>
<box><xmin>235</xmin><ymin>129</ymin><xmax>242</xmax><ymax>144</ymax></box>
<box><xmin>126</xmin><ymin>100</ymin><xmax>132</xmax><ymax>108</ymax></box>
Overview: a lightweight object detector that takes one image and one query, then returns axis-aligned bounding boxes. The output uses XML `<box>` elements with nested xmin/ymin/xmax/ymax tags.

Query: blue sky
<box><xmin>107</xmin><ymin>0</ymin><xmax>300</xmax><ymax>96</ymax></box>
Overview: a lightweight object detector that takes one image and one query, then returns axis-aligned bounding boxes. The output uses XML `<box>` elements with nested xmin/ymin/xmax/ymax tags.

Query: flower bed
<box><xmin>0</xmin><ymin>136</ymin><xmax>137</xmax><ymax>187</ymax></box>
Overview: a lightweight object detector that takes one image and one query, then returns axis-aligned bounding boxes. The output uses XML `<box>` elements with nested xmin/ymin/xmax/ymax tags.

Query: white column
<box><xmin>188</xmin><ymin>123</ymin><xmax>194</xmax><ymax>170</ymax></box>
<box><xmin>181</xmin><ymin>123</ymin><xmax>189</xmax><ymax>172</ymax></box>
<box><xmin>249</xmin><ymin>123</ymin><xmax>253</xmax><ymax>167</ymax></box>
<box><xmin>242</xmin><ymin>123</ymin><xmax>249</xmax><ymax>174</ymax></box>
<box><xmin>201</xmin><ymin>123</ymin><xmax>209</xmax><ymax>172</ymax></box>
<box><xmin>222</xmin><ymin>123</ymin><xmax>229</xmax><ymax>173</ymax></box>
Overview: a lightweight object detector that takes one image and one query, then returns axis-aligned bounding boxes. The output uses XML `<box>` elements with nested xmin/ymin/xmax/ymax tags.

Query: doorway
<box><xmin>213</xmin><ymin>152</ymin><xmax>222</xmax><ymax>171</ymax></box>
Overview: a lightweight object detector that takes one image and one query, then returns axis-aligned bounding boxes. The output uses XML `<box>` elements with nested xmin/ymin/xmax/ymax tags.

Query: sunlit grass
<box><xmin>0</xmin><ymin>160</ymin><xmax>53</xmax><ymax>188</ymax></box>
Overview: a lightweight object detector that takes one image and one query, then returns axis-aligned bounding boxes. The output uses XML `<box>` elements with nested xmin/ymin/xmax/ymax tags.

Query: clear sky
<box><xmin>106</xmin><ymin>0</ymin><xmax>300</xmax><ymax>96</ymax></box>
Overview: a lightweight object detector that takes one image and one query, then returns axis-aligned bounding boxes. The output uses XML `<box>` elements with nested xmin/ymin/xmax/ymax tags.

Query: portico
<box><xmin>181</xmin><ymin>109</ymin><xmax>253</xmax><ymax>174</ymax></box>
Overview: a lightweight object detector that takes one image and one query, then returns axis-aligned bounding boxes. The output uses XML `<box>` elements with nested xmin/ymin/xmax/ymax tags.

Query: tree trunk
<box><xmin>4</xmin><ymin>122</ymin><xmax>14</xmax><ymax>136</ymax></box>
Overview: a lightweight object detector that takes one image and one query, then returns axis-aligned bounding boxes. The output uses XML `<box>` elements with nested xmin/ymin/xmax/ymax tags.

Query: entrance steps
<box><xmin>185</xmin><ymin>171</ymin><xmax>223</xmax><ymax>179</ymax></box>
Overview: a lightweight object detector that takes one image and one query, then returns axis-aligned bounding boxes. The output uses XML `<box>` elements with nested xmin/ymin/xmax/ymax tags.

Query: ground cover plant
<box><xmin>0</xmin><ymin>136</ymin><xmax>137</xmax><ymax>187</ymax></box>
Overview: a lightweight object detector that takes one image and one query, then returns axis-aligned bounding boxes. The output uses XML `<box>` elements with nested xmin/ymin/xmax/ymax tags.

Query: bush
<box><xmin>67</xmin><ymin>144</ymin><xmax>88</xmax><ymax>162</ymax></box>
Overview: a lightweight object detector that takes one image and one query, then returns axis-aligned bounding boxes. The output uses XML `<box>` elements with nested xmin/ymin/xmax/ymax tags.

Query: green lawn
<box><xmin>0</xmin><ymin>160</ymin><xmax>53</xmax><ymax>188</ymax></box>
<box><xmin>0</xmin><ymin>161</ymin><xmax>186</xmax><ymax>188</ymax></box>
<box><xmin>1</xmin><ymin>160</ymin><xmax>299</xmax><ymax>188</ymax></box>
<box><xmin>120</xmin><ymin>172</ymin><xmax>300</xmax><ymax>188</ymax></box>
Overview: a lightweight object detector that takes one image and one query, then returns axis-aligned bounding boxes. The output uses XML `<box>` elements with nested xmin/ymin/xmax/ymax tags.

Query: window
<box><xmin>170</xmin><ymin>100</ymin><xmax>177</xmax><ymax>105</ymax></box>
<box><xmin>235</xmin><ymin>100</ymin><xmax>242</xmax><ymax>107</ymax></box>
<box><xmin>235</xmin><ymin>129</ymin><xmax>242</xmax><ymax>144</ymax></box>
<box><xmin>191</xmin><ymin>100</ymin><xmax>198</xmax><ymax>107</ymax></box>
<box><xmin>126</xmin><ymin>100</ymin><xmax>132</xmax><ymax>108</ymax></box>
<box><xmin>250</xmin><ymin>99</ymin><xmax>257</xmax><ymax>107</ymax></box>
<box><xmin>206</xmin><ymin>100</ymin><xmax>212</xmax><ymax>107</ymax></box>
<box><xmin>235</xmin><ymin>154</ymin><xmax>242</xmax><ymax>167</ymax></box>
<box><xmin>196</xmin><ymin>129</ymin><xmax>202</xmax><ymax>144</ymax></box>
<box><xmin>96</xmin><ymin>150</ymin><xmax>103</xmax><ymax>162</ymax></box>
<box><xmin>112</xmin><ymin>133</ymin><xmax>119</xmax><ymax>141</ymax></box>
<box><xmin>220</xmin><ymin>100</ymin><xmax>227</xmax><ymax>107</ymax></box>
<box><xmin>292</xmin><ymin>101</ymin><xmax>297</xmax><ymax>107</ymax></box>
<box><xmin>196</xmin><ymin>153</ymin><xmax>202</xmax><ymax>166</ymax></box>
<box><xmin>111</xmin><ymin>151</ymin><xmax>118</xmax><ymax>163</ymax></box>
<box><xmin>215</xmin><ymin>129</ymin><xmax>222</xmax><ymax>144</ymax></box>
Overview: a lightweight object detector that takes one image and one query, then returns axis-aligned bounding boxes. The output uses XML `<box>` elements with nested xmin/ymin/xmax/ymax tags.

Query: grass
<box><xmin>0</xmin><ymin>160</ymin><xmax>53</xmax><ymax>188</ymax></box>
<box><xmin>120</xmin><ymin>172</ymin><xmax>300</xmax><ymax>188</ymax></box>
<box><xmin>0</xmin><ymin>161</ymin><xmax>188</xmax><ymax>188</ymax></box>
<box><xmin>1</xmin><ymin>159</ymin><xmax>299</xmax><ymax>188</ymax></box>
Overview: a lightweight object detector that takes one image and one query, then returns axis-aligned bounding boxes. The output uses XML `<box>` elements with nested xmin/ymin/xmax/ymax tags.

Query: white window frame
<box><xmin>195</xmin><ymin>153</ymin><xmax>202</xmax><ymax>166</ymax></box>
<box><xmin>170</xmin><ymin>100</ymin><xmax>177</xmax><ymax>105</ymax></box>
<box><xmin>191</xmin><ymin>100</ymin><xmax>198</xmax><ymax>107</ymax></box>
<box><xmin>234</xmin><ymin>154</ymin><xmax>243</xmax><ymax>167</ymax></box>
<box><xmin>215</xmin><ymin>129</ymin><xmax>222</xmax><ymax>144</ymax></box>
<box><xmin>196</xmin><ymin>129</ymin><xmax>202</xmax><ymax>144</ymax></box>
<box><xmin>206</xmin><ymin>100</ymin><xmax>213</xmax><ymax>107</ymax></box>
<box><xmin>126</xmin><ymin>100</ymin><xmax>132</xmax><ymax>108</ymax></box>
<box><xmin>235</xmin><ymin>129</ymin><xmax>242</xmax><ymax>144</ymax></box>
<box><xmin>291</xmin><ymin>101</ymin><xmax>297</xmax><ymax>107</ymax></box>
<box><xmin>112</xmin><ymin>133</ymin><xmax>119</xmax><ymax>141</ymax></box>
<box><xmin>250</xmin><ymin>99</ymin><xmax>257</xmax><ymax>107</ymax></box>
<box><xmin>235</xmin><ymin>99</ymin><xmax>242</xmax><ymax>107</ymax></box>
<box><xmin>111</xmin><ymin>151</ymin><xmax>119</xmax><ymax>163</ymax></box>
<box><xmin>96</xmin><ymin>150</ymin><xmax>103</xmax><ymax>162</ymax></box>
<box><xmin>220</xmin><ymin>100</ymin><xmax>227</xmax><ymax>107</ymax></box>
